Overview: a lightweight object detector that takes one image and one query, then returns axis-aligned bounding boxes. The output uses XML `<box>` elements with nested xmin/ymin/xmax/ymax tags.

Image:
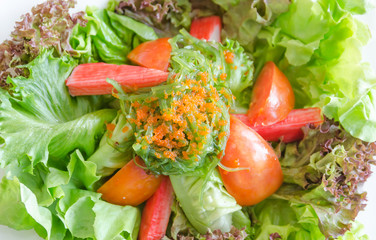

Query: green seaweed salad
<box><xmin>0</xmin><ymin>0</ymin><xmax>375</xmax><ymax>239</ymax></box>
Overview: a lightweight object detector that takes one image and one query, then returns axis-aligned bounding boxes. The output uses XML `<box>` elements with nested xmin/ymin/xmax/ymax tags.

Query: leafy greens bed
<box><xmin>0</xmin><ymin>0</ymin><xmax>375</xmax><ymax>239</ymax></box>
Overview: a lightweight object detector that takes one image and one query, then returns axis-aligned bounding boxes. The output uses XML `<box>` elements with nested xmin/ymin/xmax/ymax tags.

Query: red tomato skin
<box><xmin>97</xmin><ymin>158</ymin><xmax>163</xmax><ymax>206</ymax></box>
<box><xmin>248</xmin><ymin>61</ymin><xmax>295</xmax><ymax>127</ymax></box>
<box><xmin>139</xmin><ymin>177</ymin><xmax>173</xmax><ymax>240</ymax></box>
<box><xmin>128</xmin><ymin>38</ymin><xmax>171</xmax><ymax>71</ymax></box>
<box><xmin>219</xmin><ymin>116</ymin><xmax>283</xmax><ymax>206</ymax></box>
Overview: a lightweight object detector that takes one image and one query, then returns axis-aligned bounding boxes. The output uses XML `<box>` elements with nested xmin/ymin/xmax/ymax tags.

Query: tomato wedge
<box><xmin>234</xmin><ymin>108</ymin><xmax>323</xmax><ymax>143</ymax></box>
<box><xmin>248</xmin><ymin>61</ymin><xmax>295</xmax><ymax>127</ymax></box>
<box><xmin>127</xmin><ymin>38</ymin><xmax>171</xmax><ymax>71</ymax></box>
<box><xmin>97</xmin><ymin>157</ymin><xmax>163</xmax><ymax>206</ymax></box>
<box><xmin>219</xmin><ymin>116</ymin><xmax>283</xmax><ymax>206</ymax></box>
<box><xmin>139</xmin><ymin>177</ymin><xmax>174</xmax><ymax>240</ymax></box>
<box><xmin>190</xmin><ymin>16</ymin><xmax>222</xmax><ymax>42</ymax></box>
<box><xmin>66</xmin><ymin>63</ymin><xmax>169</xmax><ymax>96</ymax></box>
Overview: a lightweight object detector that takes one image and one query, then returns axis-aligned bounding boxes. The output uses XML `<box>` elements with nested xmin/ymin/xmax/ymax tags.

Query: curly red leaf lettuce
<box><xmin>108</xmin><ymin>0</ymin><xmax>191</xmax><ymax>37</ymax></box>
<box><xmin>0</xmin><ymin>0</ymin><xmax>86</xmax><ymax>87</ymax></box>
<box><xmin>272</xmin><ymin>120</ymin><xmax>376</xmax><ymax>238</ymax></box>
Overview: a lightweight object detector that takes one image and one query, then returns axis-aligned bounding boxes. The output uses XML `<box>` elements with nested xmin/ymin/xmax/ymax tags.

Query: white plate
<box><xmin>0</xmin><ymin>0</ymin><xmax>375</xmax><ymax>239</ymax></box>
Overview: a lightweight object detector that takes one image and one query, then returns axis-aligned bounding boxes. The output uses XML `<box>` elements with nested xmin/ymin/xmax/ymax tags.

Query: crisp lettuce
<box><xmin>167</xmin><ymin>200</ymin><xmax>251</xmax><ymax>239</ymax></box>
<box><xmin>0</xmin><ymin>0</ymin><xmax>375</xmax><ymax>239</ymax></box>
<box><xmin>0</xmin><ymin>50</ymin><xmax>141</xmax><ymax>239</ymax></box>
<box><xmin>0</xmin><ymin>50</ymin><xmax>116</xmax><ymax>172</ymax></box>
<box><xmin>0</xmin><ymin>152</ymin><xmax>141</xmax><ymax>240</ymax></box>
<box><xmin>0</xmin><ymin>178</ymin><xmax>37</xmax><ymax>231</ymax></box>
<box><xmin>70</xmin><ymin>8</ymin><xmax>158</xmax><ymax>64</ymax></box>
<box><xmin>250</xmin><ymin>0</ymin><xmax>376</xmax><ymax>142</ymax></box>
<box><xmin>221</xmin><ymin>0</ymin><xmax>291</xmax><ymax>51</ymax></box>
<box><xmin>88</xmin><ymin>112</ymin><xmax>135</xmax><ymax>177</ymax></box>
<box><xmin>249</xmin><ymin>199</ymin><xmax>325</xmax><ymax>240</ymax></box>
<box><xmin>170</xmin><ymin>169</ymin><xmax>243</xmax><ymax>234</ymax></box>
<box><xmin>168</xmin><ymin>199</ymin><xmax>200</xmax><ymax>238</ymax></box>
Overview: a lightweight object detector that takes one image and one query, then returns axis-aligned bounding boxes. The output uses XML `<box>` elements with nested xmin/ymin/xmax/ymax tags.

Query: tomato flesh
<box><xmin>97</xmin><ymin>158</ymin><xmax>163</xmax><ymax>206</ymax></box>
<box><xmin>248</xmin><ymin>61</ymin><xmax>295</xmax><ymax>127</ymax></box>
<box><xmin>219</xmin><ymin>116</ymin><xmax>283</xmax><ymax>206</ymax></box>
<box><xmin>128</xmin><ymin>38</ymin><xmax>171</xmax><ymax>71</ymax></box>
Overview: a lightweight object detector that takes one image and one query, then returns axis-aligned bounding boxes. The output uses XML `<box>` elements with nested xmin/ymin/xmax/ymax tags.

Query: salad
<box><xmin>0</xmin><ymin>0</ymin><xmax>375</xmax><ymax>239</ymax></box>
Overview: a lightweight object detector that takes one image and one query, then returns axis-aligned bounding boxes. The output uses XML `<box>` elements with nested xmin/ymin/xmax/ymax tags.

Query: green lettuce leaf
<box><xmin>170</xmin><ymin>169</ymin><xmax>243</xmax><ymax>234</ymax></box>
<box><xmin>0</xmin><ymin>50</ymin><xmax>116</xmax><ymax>172</ymax></box>
<box><xmin>167</xmin><ymin>200</ymin><xmax>251</xmax><ymax>239</ymax></box>
<box><xmin>251</xmin><ymin>0</ymin><xmax>376</xmax><ymax>142</ymax></box>
<box><xmin>211</xmin><ymin>0</ymin><xmax>240</xmax><ymax>11</ymax></box>
<box><xmin>1</xmin><ymin>149</ymin><xmax>141</xmax><ymax>240</ymax></box>
<box><xmin>249</xmin><ymin>199</ymin><xmax>325</xmax><ymax>240</ymax></box>
<box><xmin>168</xmin><ymin>199</ymin><xmax>199</xmax><ymax>239</ymax></box>
<box><xmin>0</xmin><ymin>178</ymin><xmax>38</xmax><ymax>231</ymax></box>
<box><xmin>56</xmin><ymin>188</ymin><xmax>141</xmax><ymax>240</ymax></box>
<box><xmin>221</xmin><ymin>0</ymin><xmax>291</xmax><ymax>51</ymax></box>
<box><xmin>88</xmin><ymin>112</ymin><xmax>135</xmax><ymax>176</ymax></box>
<box><xmin>0</xmin><ymin>49</ymin><xmax>142</xmax><ymax>239</ymax></box>
<box><xmin>70</xmin><ymin>8</ymin><xmax>158</xmax><ymax>64</ymax></box>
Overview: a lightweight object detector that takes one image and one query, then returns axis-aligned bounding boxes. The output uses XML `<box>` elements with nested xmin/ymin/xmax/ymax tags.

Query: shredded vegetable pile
<box><xmin>0</xmin><ymin>0</ymin><xmax>375</xmax><ymax>240</ymax></box>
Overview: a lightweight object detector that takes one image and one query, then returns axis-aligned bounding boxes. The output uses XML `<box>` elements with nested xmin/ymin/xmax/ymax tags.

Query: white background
<box><xmin>0</xmin><ymin>0</ymin><xmax>375</xmax><ymax>239</ymax></box>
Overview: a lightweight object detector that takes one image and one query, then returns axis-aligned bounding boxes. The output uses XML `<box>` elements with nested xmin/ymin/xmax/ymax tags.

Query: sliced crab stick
<box><xmin>66</xmin><ymin>62</ymin><xmax>169</xmax><ymax>96</ymax></box>
<box><xmin>190</xmin><ymin>16</ymin><xmax>222</xmax><ymax>42</ymax></box>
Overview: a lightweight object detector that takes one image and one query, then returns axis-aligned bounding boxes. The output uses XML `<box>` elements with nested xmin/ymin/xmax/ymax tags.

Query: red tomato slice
<box><xmin>190</xmin><ymin>16</ymin><xmax>222</xmax><ymax>42</ymax></box>
<box><xmin>127</xmin><ymin>38</ymin><xmax>171</xmax><ymax>71</ymax></box>
<box><xmin>139</xmin><ymin>177</ymin><xmax>174</xmax><ymax>240</ymax></box>
<box><xmin>234</xmin><ymin>108</ymin><xmax>323</xmax><ymax>143</ymax></box>
<box><xmin>248</xmin><ymin>61</ymin><xmax>295</xmax><ymax>127</ymax></box>
<box><xmin>97</xmin><ymin>157</ymin><xmax>163</xmax><ymax>206</ymax></box>
<box><xmin>219</xmin><ymin>116</ymin><xmax>283</xmax><ymax>206</ymax></box>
